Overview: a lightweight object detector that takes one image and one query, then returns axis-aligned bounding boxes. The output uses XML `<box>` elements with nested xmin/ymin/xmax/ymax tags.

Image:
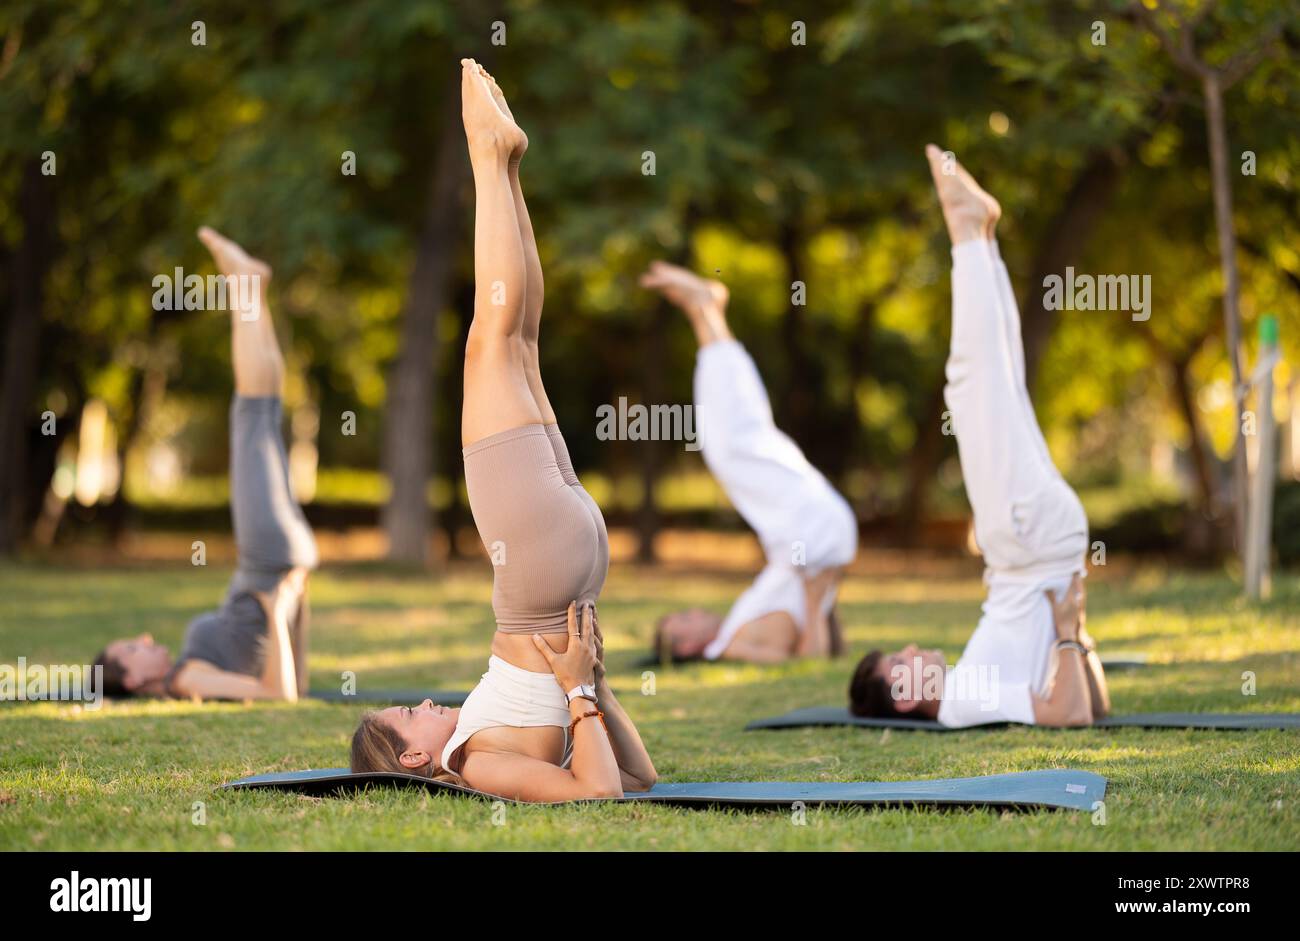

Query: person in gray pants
<box><xmin>93</xmin><ymin>227</ymin><xmax>317</xmax><ymax>700</ymax></box>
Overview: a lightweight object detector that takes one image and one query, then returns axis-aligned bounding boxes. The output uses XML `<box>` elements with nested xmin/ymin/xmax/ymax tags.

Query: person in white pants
<box><xmin>848</xmin><ymin>146</ymin><xmax>1110</xmax><ymax>727</ymax></box>
<box><xmin>640</xmin><ymin>262</ymin><xmax>858</xmax><ymax>663</ymax></box>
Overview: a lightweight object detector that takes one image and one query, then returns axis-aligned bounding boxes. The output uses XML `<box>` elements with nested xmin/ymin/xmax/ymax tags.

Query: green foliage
<box><xmin>1274</xmin><ymin>480</ymin><xmax>1300</xmax><ymax>567</ymax></box>
<box><xmin>2</xmin><ymin>0</ymin><xmax>1298</xmax><ymax>529</ymax></box>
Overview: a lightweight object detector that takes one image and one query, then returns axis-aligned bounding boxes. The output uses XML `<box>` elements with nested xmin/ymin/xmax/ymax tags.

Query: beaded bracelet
<box><xmin>569</xmin><ymin>709</ymin><xmax>607</xmax><ymax>738</ymax></box>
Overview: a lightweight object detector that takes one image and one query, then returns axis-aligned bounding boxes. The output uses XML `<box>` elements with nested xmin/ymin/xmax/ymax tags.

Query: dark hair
<box><xmin>92</xmin><ymin>647</ymin><xmax>130</xmax><ymax>698</ymax></box>
<box><xmin>848</xmin><ymin>650</ymin><xmax>905</xmax><ymax>718</ymax></box>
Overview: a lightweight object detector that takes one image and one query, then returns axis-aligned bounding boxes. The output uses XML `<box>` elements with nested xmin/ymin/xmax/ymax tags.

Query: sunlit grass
<box><xmin>1</xmin><ymin>560</ymin><xmax>1297</xmax><ymax>850</ymax></box>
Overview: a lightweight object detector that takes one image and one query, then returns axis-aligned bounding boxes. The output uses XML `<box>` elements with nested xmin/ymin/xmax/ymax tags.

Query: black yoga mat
<box><xmin>745</xmin><ymin>706</ymin><xmax>1300</xmax><ymax>732</ymax></box>
<box><xmin>633</xmin><ymin>653</ymin><xmax>1150</xmax><ymax>670</ymax></box>
<box><xmin>307</xmin><ymin>689</ymin><xmax>469</xmax><ymax>706</ymax></box>
<box><xmin>220</xmin><ymin>767</ymin><xmax>1105</xmax><ymax>811</ymax></box>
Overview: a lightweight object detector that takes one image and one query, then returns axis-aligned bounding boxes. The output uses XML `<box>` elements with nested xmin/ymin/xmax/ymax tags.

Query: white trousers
<box><xmin>945</xmin><ymin>240</ymin><xmax>1088</xmax><ymax>588</ymax></box>
<box><xmin>937</xmin><ymin>240</ymin><xmax>1089</xmax><ymax>727</ymax></box>
<box><xmin>693</xmin><ymin>340</ymin><xmax>858</xmax><ymax>658</ymax></box>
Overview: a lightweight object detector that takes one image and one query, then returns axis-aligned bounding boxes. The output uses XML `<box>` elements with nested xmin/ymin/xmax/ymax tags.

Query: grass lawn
<box><xmin>1</xmin><ymin>557</ymin><xmax>1298</xmax><ymax>851</ymax></box>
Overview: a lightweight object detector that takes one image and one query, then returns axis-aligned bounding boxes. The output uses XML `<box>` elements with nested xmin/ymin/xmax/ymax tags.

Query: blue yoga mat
<box><xmin>745</xmin><ymin>706</ymin><xmax>1300</xmax><ymax>731</ymax></box>
<box><xmin>220</xmin><ymin>766</ymin><xmax>1105</xmax><ymax>811</ymax></box>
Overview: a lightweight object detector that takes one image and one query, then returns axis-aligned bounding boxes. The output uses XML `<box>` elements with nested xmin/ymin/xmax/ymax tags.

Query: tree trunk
<box><xmin>1202</xmin><ymin>70</ymin><xmax>1249</xmax><ymax>553</ymax></box>
<box><xmin>380</xmin><ymin>90</ymin><xmax>468</xmax><ymax>565</ymax></box>
<box><xmin>1019</xmin><ymin>150</ymin><xmax>1125</xmax><ymax>385</ymax></box>
<box><xmin>898</xmin><ymin>378</ymin><xmax>948</xmax><ymax>546</ymax></box>
<box><xmin>440</xmin><ymin>276</ymin><xmax>474</xmax><ymax>560</ymax></box>
<box><xmin>0</xmin><ymin>160</ymin><xmax>54</xmax><ymax>555</ymax></box>
<box><xmin>636</xmin><ymin>320</ymin><xmax>666</xmax><ymax>563</ymax></box>
<box><xmin>1169</xmin><ymin>352</ymin><xmax>1219</xmax><ymax>517</ymax></box>
<box><xmin>777</xmin><ymin>221</ymin><xmax>815</xmax><ymax>437</ymax></box>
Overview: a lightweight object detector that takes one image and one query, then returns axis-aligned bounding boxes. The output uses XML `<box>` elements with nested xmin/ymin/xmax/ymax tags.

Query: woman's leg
<box><xmin>196</xmin><ymin>227</ymin><xmax>317</xmax><ymax>595</ymax></box>
<box><xmin>474</xmin><ymin>68</ymin><xmax>557</xmax><ymax>427</ymax></box>
<box><xmin>476</xmin><ymin>66</ymin><xmax>608</xmax><ymax>598</ymax></box>
<box><xmin>198</xmin><ymin>226</ymin><xmax>283</xmax><ymax>398</ymax></box>
<box><xmin>459</xmin><ymin>62</ymin><xmax>608</xmax><ymax>631</ymax></box>
<box><xmin>460</xmin><ymin>59</ymin><xmax>543</xmax><ymax>448</ymax></box>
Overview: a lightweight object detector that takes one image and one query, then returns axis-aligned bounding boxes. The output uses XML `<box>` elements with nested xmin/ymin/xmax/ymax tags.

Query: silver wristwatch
<box><xmin>565</xmin><ymin>684</ymin><xmax>598</xmax><ymax>705</ymax></box>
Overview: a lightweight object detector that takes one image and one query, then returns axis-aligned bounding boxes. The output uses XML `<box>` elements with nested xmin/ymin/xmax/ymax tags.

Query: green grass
<box><xmin>1</xmin><ymin>559</ymin><xmax>1298</xmax><ymax>850</ymax></box>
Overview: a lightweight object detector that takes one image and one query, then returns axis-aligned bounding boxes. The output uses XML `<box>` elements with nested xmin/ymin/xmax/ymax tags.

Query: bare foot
<box><xmin>197</xmin><ymin>226</ymin><xmax>271</xmax><ymax>283</ymax></box>
<box><xmin>639</xmin><ymin>261</ymin><xmax>732</xmax><ymax>346</ymax></box>
<box><xmin>477</xmin><ymin>64</ymin><xmax>527</xmax><ymax>165</ymax></box>
<box><xmin>924</xmin><ymin>144</ymin><xmax>1001</xmax><ymax>245</ymax></box>
<box><xmin>461</xmin><ymin>58</ymin><xmax>526</xmax><ymax>165</ymax></box>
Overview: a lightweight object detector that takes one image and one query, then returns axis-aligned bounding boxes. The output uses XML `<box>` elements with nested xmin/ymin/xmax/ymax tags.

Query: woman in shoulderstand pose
<box><xmin>349</xmin><ymin>60</ymin><xmax>656</xmax><ymax>801</ymax></box>
<box><xmin>93</xmin><ymin>227</ymin><xmax>317</xmax><ymax>702</ymax></box>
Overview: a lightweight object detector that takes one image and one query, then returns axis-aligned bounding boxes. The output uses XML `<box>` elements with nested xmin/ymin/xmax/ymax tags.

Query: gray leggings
<box><xmin>226</xmin><ymin>396</ymin><xmax>318</xmax><ymax>598</ymax></box>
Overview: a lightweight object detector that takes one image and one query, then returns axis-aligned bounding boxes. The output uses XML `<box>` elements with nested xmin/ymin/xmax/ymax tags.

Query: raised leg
<box><xmin>639</xmin><ymin>260</ymin><xmax>733</xmax><ymax>349</ymax></box>
<box><xmin>198</xmin><ymin>226</ymin><xmax>282</xmax><ymax>398</ymax></box>
<box><xmin>926</xmin><ymin>145</ymin><xmax>1085</xmax><ymax>571</ymax></box>
<box><xmin>641</xmin><ymin>262</ymin><xmax>856</xmax><ymax>573</ymax></box>
<box><xmin>474</xmin><ymin>66</ymin><xmax>558</xmax><ymax>426</ymax></box>
<box><xmin>460</xmin><ymin>58</ymin><xmax>542</xmax><ymax>448</ymax></box>
<box><xmin>196</xmin><ymin>227</ymin><xmax>317</xmax><ymax>594</ymax></box>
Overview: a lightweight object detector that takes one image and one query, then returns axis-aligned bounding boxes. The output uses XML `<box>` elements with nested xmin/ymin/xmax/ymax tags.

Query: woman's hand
<box><xmin>532</xmin><ymin>602</ymin><xmax>598</xmax><ymax>692</ymax></box>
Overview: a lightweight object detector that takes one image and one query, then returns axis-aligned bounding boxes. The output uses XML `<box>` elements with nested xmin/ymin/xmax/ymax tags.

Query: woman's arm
<box><xmin>172</xmin><ymin>590</ymin><xmax>297</xmax><ymax>701</ymax></box>
<box><xmin>594</xmin><ymin>681</ymin><xmax>657</xmax><ymax>792</ymax></box>
<box><xmin>258</xmin><ymin>586</ymin><xmax>300</xmax><ymax>701</ymax></box>
<box><xmin>463</xmin><ymin>604</ymin><xmax>624</xmax><ymax>802</ymax></box>
<box><xmin>796</xmin><ymin>568</ymin><xmax>842</xmax><ymax>657</ymax></box>
<box><xmin>169</xmin><ymin>659</ymin><xmax>286</xmax><ymax>701</ymax></box>
<box><xmin>460</xmin><ymin>696</ymin><xmax>624</xmax><ymax>802</ymax></box>
<box><xmin>585</xmin><ymin>605</ymin><xmax>655</xmax><ymax>790</ymax></box>
<box><xmin>587</xmin><ymin>607</ymin><xmax>656</xmax><ymax>791</ymax></box>
<box><xmin>282</xmin><ymin>569</ymin><xmax>312</xmax><ymax>697</ymax></box>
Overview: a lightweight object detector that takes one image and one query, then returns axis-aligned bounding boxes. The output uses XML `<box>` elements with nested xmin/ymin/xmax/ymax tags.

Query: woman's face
<box><xmin>106</xmin><ymin>634</ymin><xmax>172</xmax><ymax>691</ymax></box>
<box><xmin>379</xmin><ymin>700</ymin><xmax>459</xmax><ymax>771</ymax></box>
<box><xmin>660</xmin><ymin>608</ymin><xmax>723</xmax><ymax>658</ymax></box>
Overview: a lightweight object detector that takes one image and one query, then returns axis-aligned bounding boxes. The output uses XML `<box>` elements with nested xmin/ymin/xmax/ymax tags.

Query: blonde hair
<box><xmin>350</xmin><ymin>711</ymin><xmax>466</xmax><ymax>786</ymax></box>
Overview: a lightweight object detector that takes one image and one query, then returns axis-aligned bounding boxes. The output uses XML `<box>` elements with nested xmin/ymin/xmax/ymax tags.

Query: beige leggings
<box><xmin>463</xmin><ymin>423</ymin><xmax>609</xmax><ymax>634</ymax></box>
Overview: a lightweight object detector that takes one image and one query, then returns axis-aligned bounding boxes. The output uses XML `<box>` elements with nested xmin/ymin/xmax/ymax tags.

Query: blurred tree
<box><xmin>1</xmin><ymin>0</ymin><xmax>1296</xmax><ymax>564</ymax></box>
<box><xmin>1128</xmin><ymin>0</ymin><xmax>1292</xmax><ymax>557</ymax></box>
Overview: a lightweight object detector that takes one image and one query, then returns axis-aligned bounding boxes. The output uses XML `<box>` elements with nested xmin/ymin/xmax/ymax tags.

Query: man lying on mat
<box><xmin>848</xmin><ymin>147</ymin><xmax>1109</xmax><ymax>728</ymax></box>
<box><xmin>640</xmin><ymin>261</ymin><xmax>858</xmax><ymax>664</ymax></box>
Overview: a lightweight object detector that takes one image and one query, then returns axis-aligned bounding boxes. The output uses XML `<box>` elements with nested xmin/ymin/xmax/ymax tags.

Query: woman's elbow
<box><xmin>625</xmin><ymin>771</ymin><xmax>657</xmax><ymax>793</ymax></box>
